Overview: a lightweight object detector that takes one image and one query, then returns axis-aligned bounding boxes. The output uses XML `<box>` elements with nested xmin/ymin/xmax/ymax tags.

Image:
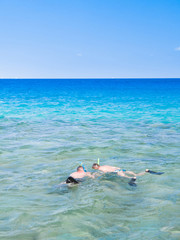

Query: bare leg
<box><xmin>135</xmin><ymin>169</ymin><xmax>149</xmax><ymax>176</ymax></box>
<box><xmin>118</xmin><ymin>170</ymin><xmax>148</xmax><ymax>178</ymax></box>
<box><xmin>135</xmin><ymin>171</ymin><xmax>147</xmax><ymax>176</ymax></box>
<box><xmin>117</xmin><ymin>171</ymin><xmax>134</xmax><ymax>179</ymax></box>
<box><xmin>125</xmin><ymin>171</ymin><xmax>136</xmax><ymax>177</ymax></box>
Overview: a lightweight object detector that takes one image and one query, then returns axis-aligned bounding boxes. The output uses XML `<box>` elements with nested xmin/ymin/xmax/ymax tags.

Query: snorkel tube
<box><xmin>80</xmin><ymin>162</ymin><xmax>87</xmax><ymax>172</ymax></box>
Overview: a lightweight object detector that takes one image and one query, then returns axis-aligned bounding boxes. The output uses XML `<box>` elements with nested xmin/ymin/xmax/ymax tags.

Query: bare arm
<box><xmin>86</xmin><ymin>172</ymin><xmax>95</xmax><ymax>179</ymax></box>
<box><xmin>92</xmin><ymin>172</ymin><xmax>104</xmax><ymax>178</ymax></box>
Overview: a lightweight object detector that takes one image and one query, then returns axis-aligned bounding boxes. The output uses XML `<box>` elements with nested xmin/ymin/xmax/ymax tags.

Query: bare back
<box><xmin>70</xmin><ymin>171</ymin><xmax>94</xmax><ymax>179</ymax></box>
<box><xmin>99</xmin><ymin>165</ymin><xmax>120</xmax><ymax>173</ymax></box>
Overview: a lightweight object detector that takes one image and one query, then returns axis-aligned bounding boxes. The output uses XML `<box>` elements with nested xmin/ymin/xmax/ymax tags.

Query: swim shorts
<box><xmin>114</xmin><ymin>169</ymin><xmax>126</xmax><ymax>173</ymax></box>
<box><xmin>66</xmin><ymin>176</ymin><xmax>79</xmax><ymax>184</ymax></box>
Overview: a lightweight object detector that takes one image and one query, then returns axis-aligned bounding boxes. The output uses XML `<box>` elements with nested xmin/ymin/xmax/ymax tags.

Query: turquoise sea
<box><xmin>0</xmin><ymin>79</ymin><xmax>180</xmax><ymax>240</ymax></box>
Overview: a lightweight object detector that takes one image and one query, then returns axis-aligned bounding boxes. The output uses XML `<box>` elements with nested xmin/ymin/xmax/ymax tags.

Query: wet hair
<box><xmin>77</xmin><ymin>166</ymin><xmax>84</xmax><ymax>171</ymax></box>
<box><xmin>92</xmin><ymin>163</ymin><xmax>100</xmax><ymax>169</ymax></box>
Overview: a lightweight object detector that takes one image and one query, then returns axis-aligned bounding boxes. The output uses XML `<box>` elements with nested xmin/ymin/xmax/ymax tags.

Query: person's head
<box><xmin>92</xmin><ymin>163</ymin><xmax>100</xmax><ymax>170</ymax></box>
<box><xmin>77</xmin><ymin>166</ymin><xmax>84</xmax><ymax>172</ymax></box>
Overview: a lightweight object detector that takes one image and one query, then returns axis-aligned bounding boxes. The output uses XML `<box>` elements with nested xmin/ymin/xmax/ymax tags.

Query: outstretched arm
<box><xmin>92</xmin><ymin>171</ymin><xmax>104</xmax><ymax>178</ymax></box>
<box><xmin>86</xmin><ymin>172</ymin><xmax>95</xmax><ymax>179</ymax></box>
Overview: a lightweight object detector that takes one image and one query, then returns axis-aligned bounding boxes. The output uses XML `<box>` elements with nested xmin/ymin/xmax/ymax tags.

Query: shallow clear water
<box><xmin>0</xmin><ymin>79</ymin><xmax>180</xmax><ymax>240</ymax></box>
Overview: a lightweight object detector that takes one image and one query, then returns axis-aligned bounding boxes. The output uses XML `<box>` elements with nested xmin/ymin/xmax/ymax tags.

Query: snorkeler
<box><xmin>65</xmin><ymin>166</ymin><xmax>95</xmax><ymax>184</ymax></box>
<box><xmin>92</xmin><ymin>163</ymin><xmax>148</xmax><ymax>179</ymax></box>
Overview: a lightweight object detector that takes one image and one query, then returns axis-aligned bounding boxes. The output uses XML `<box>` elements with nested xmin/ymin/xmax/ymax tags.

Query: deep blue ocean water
<box><xmin>0</xmin><ymin>79</ymin><xmax>180</xmax><ymax>240</ymax></box>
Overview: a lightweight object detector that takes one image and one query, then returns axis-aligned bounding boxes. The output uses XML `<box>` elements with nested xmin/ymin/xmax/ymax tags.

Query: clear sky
<box><xmin>0</xmin><ymin>0</ymin><xmax>180</xmax><ymax>78</ymax></box>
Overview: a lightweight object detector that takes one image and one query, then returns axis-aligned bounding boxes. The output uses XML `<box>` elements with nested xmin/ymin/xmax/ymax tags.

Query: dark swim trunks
<box><xmin>65</xmin><ymin>176</ymin><xmax>79</xmax><ymax>184</ymax></box>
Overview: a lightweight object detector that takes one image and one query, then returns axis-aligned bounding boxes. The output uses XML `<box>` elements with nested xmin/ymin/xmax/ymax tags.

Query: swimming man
<box><xmin>66</xmin><ymin>166</ymin><xmax>95</xmax><ymax>184</ymax></box>
<box><xmin>92</xmin><ymin>163</ymin><xmax>149</xmax><ymax>179</ymax></box>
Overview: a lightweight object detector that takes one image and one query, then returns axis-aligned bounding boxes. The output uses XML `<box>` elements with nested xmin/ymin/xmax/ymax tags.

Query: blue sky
<box><xmin>0</xmin><ymin>0</ymin><xmax>180</xmax><ymax>78</ymax></box>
